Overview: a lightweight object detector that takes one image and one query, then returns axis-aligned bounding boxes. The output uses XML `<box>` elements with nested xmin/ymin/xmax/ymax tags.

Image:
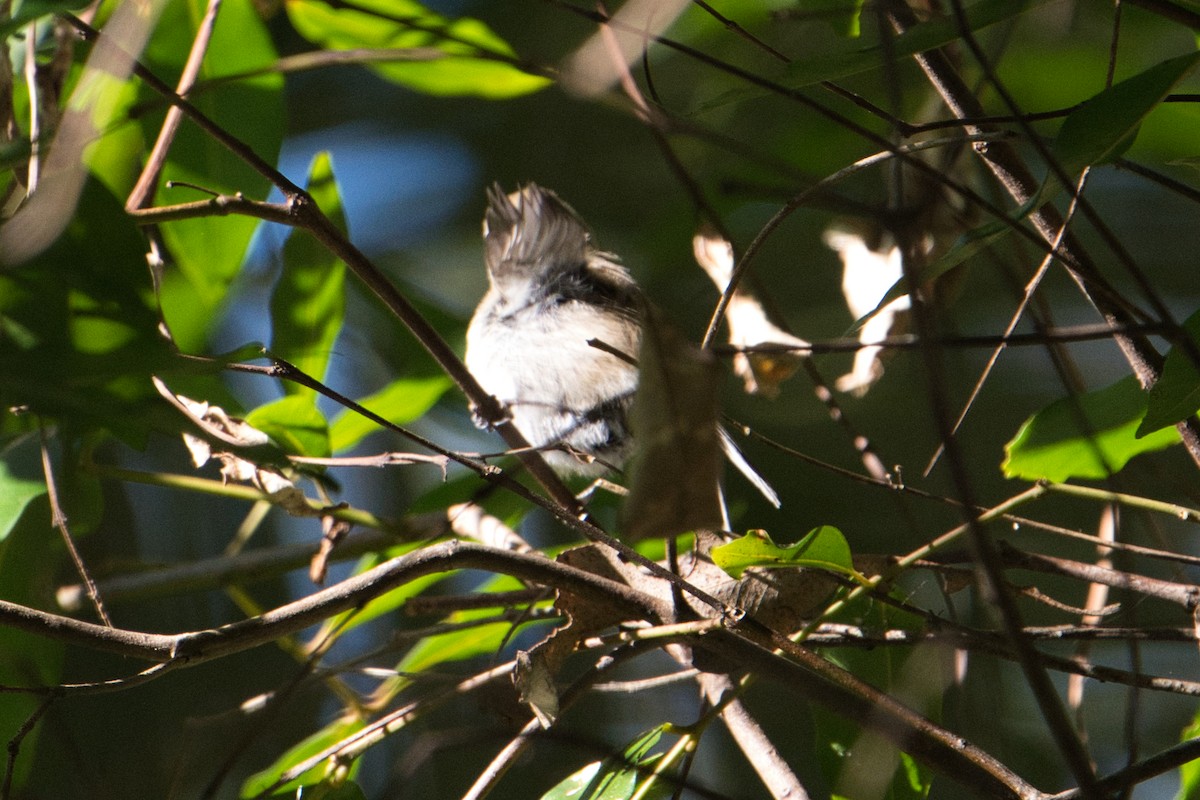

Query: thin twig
<box><xmin>1</xmin><ymin>541</ymin><xmax>673</xmax><ymax>666</ymax></box>
<box><xmin>697</xmin><ymin>671</ymin><xmax>810</xmax><ymax>799</ymax></box>
<box><xmin>38</xmin><ymin>426</ymin><xmax>110</xmax><ymax>626</ymax></box>
<box><xmin>924</xmin><ymin>166</ymin><xmax>1094</xmax><ymax>476</ymax></box>
<box><xmin>253</xmin><ymin>661</ymin><xmax>517</xmax><ymax>798</ymax></box>
<box><xmin>125</xmin><ymin>0</ymin><xmax>220</xmax><ymax>212</ymax></box>
<box><xmin>1</xmin><ymin>692</ymin><xmax>56</xmax><ymax>800</ymax></box>
<box><xmin>55</xmin><ymin>526</ymin><xmax>420</xmax><ymax>611</ymax></box>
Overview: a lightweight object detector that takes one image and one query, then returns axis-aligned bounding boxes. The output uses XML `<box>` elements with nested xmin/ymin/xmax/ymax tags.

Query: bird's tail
<box><xmin>718</xmin><ymin>426</ymin><xmax>780</xmax><ymax>508</ymax></box>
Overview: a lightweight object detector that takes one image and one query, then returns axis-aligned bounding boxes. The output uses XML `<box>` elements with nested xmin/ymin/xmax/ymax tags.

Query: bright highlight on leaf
<box><xmin>272</xmin><ymin>151</ymin><xmax>347</xmax><ymax>398</ymax></box>
<box><xmin>286</xmin><ymin>0</ymin><xmax>551</xmax><ymax>98</ymax></box>
<box><xmin>1052</xmin><ymin>51</ymin><xmax>1200</xmax><ymax>177</ymax></box>
<box><xmin>0</xmin><ymin>440</ymin><xmax>48</xmax><ymax>545</ymax></box>
<box><xmin>329</xmin><ymin>376</ymin><xmax>453</xmax><ymax>452</ymax></box>
<box><xmin>711</xmin><ymin>526</ymin><xmax>854</xmax><ymax>580</ymax></box>
<box><xmin>240</xmin><ymin>717</ymin><xmax>365</xmax><ymax>798</ymax></box>
<box><xmin>1140</xmin><ymin>307</ymin><xmax>1200</xmax><ymax>437</ymax></box>
<box><xmin>245</xmin><ymin>395</ymin><xmax>331</xmax><ymax>459</ymax></box>
<box><xmin>540</xmin><ymin>725</ymin><xmax>667</xmax><ymax>800</ymax></box>
<box><xmin>1003</xmin><ymin>376</ymin><xmax>1181</xmax><ymax>482</ymax></box>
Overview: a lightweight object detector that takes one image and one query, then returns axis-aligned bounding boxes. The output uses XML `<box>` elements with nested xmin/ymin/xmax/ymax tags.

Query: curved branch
<box><xmin>0</xmin><ymin>541</ymin><xmax>672</xmax><ymax>668</ymax></box>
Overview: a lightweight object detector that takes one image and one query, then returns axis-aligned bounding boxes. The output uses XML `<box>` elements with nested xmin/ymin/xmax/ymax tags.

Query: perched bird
<box><xmin>465</xmin><ymin>183</ymin><xmax>778</xmax><ymax>506</ymax></box>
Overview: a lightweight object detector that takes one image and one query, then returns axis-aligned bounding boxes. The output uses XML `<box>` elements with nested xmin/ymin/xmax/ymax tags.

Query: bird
<box><xmin>465</xmin><ymin>182</ymin><xmax>778</xmax><ymax>506</ymax></box>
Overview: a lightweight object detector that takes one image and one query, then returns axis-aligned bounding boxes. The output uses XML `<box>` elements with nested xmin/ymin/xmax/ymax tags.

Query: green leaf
<box><xmin>803</xmin><ymin>0</ymin><xmax>866</xmax><ymax>38</ymax></box>
<box><xmin>329</xmin><ymin>375</ymin><xmax>452</xmax><ymax>452</ymax></box>
<box><xmin>148</xmin><ymin>0</ymin><xmax>283</xmax><ymax>311</ymax></box>
<box><xmin>1003</xmin><ymin>376</ymin><xmax>1181</xmax><ymax>482</ymax></box>
<box><xmin>406</xmin><ymin>467</ymin><xmax>528</xmax><ymax>522</ymax></box>
<box><xmin>711</xmin><ymin>526</ymin><xmax>854</xmax><ymax>580</ymax></box>
<box><xmin>1140</xmin><ymin>308</ymin><xmax>1200</xmax><ymax>436</ymax></box>
<box><xmin>286</xmin><ymin>0</ymin><xmax>551</xmax><ymax>98</ymax></box>
<box><xmin>859</xmin><ymin>219</ymin><xmax>1008</xmax><ymax>327</ymax></box>
<box><xmin>1174</xmin><ymin>711</ymin><xmax>1200</xmax><ymax>800</ymax></box>
<box><xmin>782</xmin><ymin>0</ymin><xmax>1055</xmax><ymax>88</ymax></box>
<box><xmin>0</xmin><ymin>0</ymin><xmax>92</xmax><ymax>37</ymax></box>
<box><xmin>314</xmin><ymin>549</ymin><xmax>443</xmax><ymax>638</ymax></box>
<box><xmin>0</xmin><ymin>437</ymin><xmax>48</xmax><ymax>546</ymax></box>
<box><xmin>541</xmin><ymin>726</ymin><xmax>668</xmax><ymax>800</ymax></box>
<box><xmin>1053</xmin><ymin>52</ymin><xmax>1200</xmax><ymax>177</ymax></box>
<box><xmin>0</xmin><ymin>178</ymin><xmax>173</xmax><ymax>445</ymax></box>
<box><xmin>0</xmin><ymin>494</ymin><xmax>66</xmax><ymax>794</ymax></box>
<box><xmin>398</xmin><ymin>622</ymin><xmax>500</xmax><ymax>677</ymax></box>
<box><xmin>244</xmin><ymin>395</ymin><xmax>331</xmax><ymax>458</ymax></box>
<box><xmin>397</xmin><ymin>574</ymin><xmax>539</xmax><ymax>674</ymax></box>
<box><xmin>272</xmin><ymin>152</ymin><xmax>347</xmax><ymax>396</ymax></box>
<box><xmin>240</xmin><ymin>717</ymin><xmax>364</xmax><ymax>798</ymax></box>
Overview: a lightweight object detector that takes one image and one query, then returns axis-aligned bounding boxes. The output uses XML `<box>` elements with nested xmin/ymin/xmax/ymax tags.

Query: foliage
<box><xmin>2</xmin><ymin>1</ymin><xmax>1200</xmax><ymax>799</ymax></box>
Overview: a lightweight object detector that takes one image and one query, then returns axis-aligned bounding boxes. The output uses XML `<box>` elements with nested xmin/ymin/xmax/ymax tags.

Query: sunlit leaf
<box><xmin>245</xmin><ymin>395</ymin><xmax>331</xmax><ymax>458</ymax></box>
<box><xmin>540</xmin><ymin>726</ymin><xmax>669</xmax><ymax>800</ymax></box>
<box><xmin>240</xmin><ymin>717</ymin><xmax>364</xmax><ymax>798</ymax></box>
<box><xmin>314</xmin><ymin>550</ymin><xmax>442</xmax><ymax>638</ymax></box>
<box><xmin>272</xmin><ymin>152</ymin><xmax>347</xmax><ymax>396</ymax></box>
<box><xmin>865</xmin><ymin>219</ymin><xmax>1007</xmax><ymax>318</ymax></box>
<box><xmin>813</xmin><ymin>0</ymin><xmax>867</xmax><ymax>38</ymax></box>
<box><xmin>0</xmin><ymin>438</ymin><xmax>47</xmax><ymax>546</ymax></box>
<box><xmin>711</xmin><ymin>526</ymin><xmax>854</xmax><ymax>580</ymax></box>
<box><xmin>1140</xmin><ymin>308</ymin><xmax>1200</xmax><ymax>437</ymax></box>
<box><xmin>286</xmin><ymin>0</ymin><xmax>551</xmax><ymax>98</ymax></box>
<box><xmin>1053</xmin><ymin>51</ymin><xmax>1200</xmax><ymax>177</ymax></box>
<box><xmin>397</xmin><ymin>574</ymin><xmax>541</xmax><ymax>674</ymax></box>
<box><xmin>1174</xmin><ymin>711</ymin><xmax>1200</xmax><ymax>800</ymax></box>
<box><xmin>329</xmin><ymin>375</ymin><xmax>453</xmax><ymax>452</ymax></box>
<box><xmin>1003</xmin><ymin>376</ymin><xmax>1181</xmax><ymax>482</ymax></box>
<box><xmin>148</xmin><ymin>0</ymin><xmax>283</xmax><ymax>311</ymax></box>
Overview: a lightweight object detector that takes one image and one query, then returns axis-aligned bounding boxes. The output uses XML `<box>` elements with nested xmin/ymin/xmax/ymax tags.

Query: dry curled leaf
<box><xmin>693</xmin><ymin>228</ymin><xmax>809</xmax><ymax>398</ymax></box>
<box><xmin>513</xmin><ymin>650</ymin><xmax>559</xmax><ymax>729</ymax></box>
<box><xmin>154</xmin><ymin>376</ymin><xmax>302</xmax><ymax>502</ymax></box>
<box><xmin>448</xmin><ymin>502</ymin><xmax>534</xmax><ymax>552</ymax></box>
<box><xmin>822</xmin><ymin>225</ymin><xmax>913</xmax><ymax>397</ymax></box>
<box><xmin>621</xmin><ymin>308</ymin><xmax>723</xmax><ymax>542</ymax></box>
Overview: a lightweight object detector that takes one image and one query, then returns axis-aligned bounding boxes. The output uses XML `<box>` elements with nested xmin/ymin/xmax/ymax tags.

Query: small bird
<box><xmin>465</xmin><ymin>183</ymin><xmax>778</xmax><ymax>505</ymax></box>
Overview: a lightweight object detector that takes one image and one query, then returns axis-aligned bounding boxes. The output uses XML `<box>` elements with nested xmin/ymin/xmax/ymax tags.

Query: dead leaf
<box><xmin>822</xmin><ymin>226</ymin><xmax>912</xmax><ymax>397</ymax></box>
<box><xmin>693</xmin><ymin>228</ymin><xmax>809</xmax><ymax>397</ymax></box>
<box><xmin>154</xmin><ymin>376</ymin><xmax>302</xmax><ymax>502</ymax></box>
<box><xmin>621</xmin><ymin>308</ymin><xmax>723</xmax><ymax>542</ymax></box>
<box><xmin>514</xmin><ymin>650</ymin><xmax>560</xmax><ymax>728</ymax></box>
